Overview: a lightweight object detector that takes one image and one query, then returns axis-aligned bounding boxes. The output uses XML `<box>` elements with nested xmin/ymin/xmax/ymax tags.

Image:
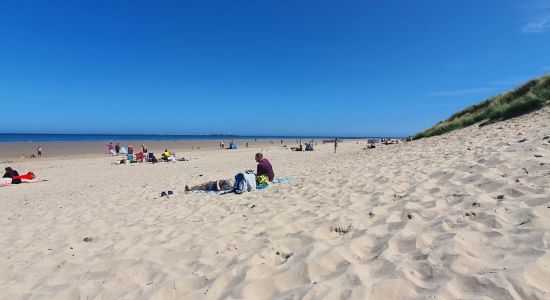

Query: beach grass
<box><xmin>414</xmin><ymin>73</ymin><xmax>550</xmax><ymax>139</ymax></box>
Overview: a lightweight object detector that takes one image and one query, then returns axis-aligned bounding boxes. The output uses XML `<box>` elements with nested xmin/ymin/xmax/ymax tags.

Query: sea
<box><xmin>0</xmin><ymin>134</ymin><xmax>373</xmax><ymax>143</ymax></box>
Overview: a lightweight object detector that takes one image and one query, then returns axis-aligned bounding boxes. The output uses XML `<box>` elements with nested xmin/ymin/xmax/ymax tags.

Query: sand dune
<box><xmin>1</xmin><ymin>108</ymin><xmax>550</xmax><ymax>299</ymax></box>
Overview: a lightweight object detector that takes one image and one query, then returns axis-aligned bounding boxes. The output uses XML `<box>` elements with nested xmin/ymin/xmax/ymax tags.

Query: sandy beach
<box><xmin>0</xmin><ymin>139</ymin><xmax>314</xmax><ymax>161</ymax></box>
<box><xmin>1</xmin><ymin>108</ymin><xmax>549</xmax><ymax>299</ymax></box>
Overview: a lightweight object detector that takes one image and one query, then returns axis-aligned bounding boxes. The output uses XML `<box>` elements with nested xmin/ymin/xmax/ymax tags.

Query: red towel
<box><xmin>13</xmin><ymin>172</ymin><xmax>35</xmax><ymax>180</ymax></box>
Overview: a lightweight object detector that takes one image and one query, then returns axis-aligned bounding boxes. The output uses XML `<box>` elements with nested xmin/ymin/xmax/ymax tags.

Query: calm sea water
<box><xmin>0</xmin><ymin>134</ymin><xmax>362</xmax><ymax>143</ymax></box>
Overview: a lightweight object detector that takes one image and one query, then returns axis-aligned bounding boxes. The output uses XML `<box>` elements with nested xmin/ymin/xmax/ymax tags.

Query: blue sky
<box><xmin>1</xmin><ymin>0</ymin><xmax>549</xmax><ymax>136</ymax></box>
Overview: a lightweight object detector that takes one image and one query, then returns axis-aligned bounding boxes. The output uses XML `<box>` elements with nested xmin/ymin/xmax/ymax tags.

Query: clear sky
<box><xmin>1</xmin><ymin>0</ymin><xmax>549</xmax><ymax>136</ymax></box>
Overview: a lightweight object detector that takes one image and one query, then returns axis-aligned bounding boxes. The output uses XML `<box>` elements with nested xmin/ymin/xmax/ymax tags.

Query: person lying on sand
<box><xmin>185</xmin><ymin>179</ymin><xmax>235</xmax><ymax>192</ymax></box>
<box><xmin>3</xmin><ymin>167</ymin><xmax>23</xmax><ymax>184</ymax></box>
<box><xmin>2</xmin><ymin>167</ymin><xmax>44</xmax><ymax>185</ymax></box>
<box><xmin>291</xmin><ymin>143</ymin><xmax>303</xmax><ymax>151</ymax></box>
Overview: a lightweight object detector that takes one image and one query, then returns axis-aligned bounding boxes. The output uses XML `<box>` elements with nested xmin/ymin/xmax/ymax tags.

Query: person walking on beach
<box><xmin>334</xmin><ymin>138</ymin><xmax>338</xmax><ymax>153</ymax></box>
<box><xmin>107</xmin><ymin>142</ymin><xmax>115</xmax><ymax>155</ymax></box>
<box><xmin>37</xmin><ymin>146</ymin><xmax>42</xmax><ymax>157</ymax></box>
<box><xmin>115</xmin><ymin>142</ymin><xmax>121</xmax><ymax>154</ymax></box>
<box><xmin>220</xmin><ymin>141</ymin><xmax>224</xmax><ymax>149</ymax></box>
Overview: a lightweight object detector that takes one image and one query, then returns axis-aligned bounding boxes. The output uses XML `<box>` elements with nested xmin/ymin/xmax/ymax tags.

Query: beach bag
<box><xmin>256</xmin><ymin>175</ymin><xmax>269</xmax><ymax>187</ymax></box>
<box><xmin>234</xmin><ymin>172</ymin><xmax>256</xmax><ymax>194</ymax></box>
<box><xmin>234</xmin><ymin>173</ymin><xmax>246</xmax><ymax>194</ymax></box>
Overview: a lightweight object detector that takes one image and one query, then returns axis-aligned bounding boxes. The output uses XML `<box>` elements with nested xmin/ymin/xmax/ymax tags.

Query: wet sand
<box><xmin>0</xmin><ymin>139</ymin><xmax>314</xmax><ymax>161</ymax></box>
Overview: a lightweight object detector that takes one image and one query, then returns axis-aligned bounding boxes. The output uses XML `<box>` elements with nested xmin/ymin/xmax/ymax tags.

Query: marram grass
<box><xmin>414</xmin><ymin>73</ymin><xmax>550</xmax><ymax>140</ymax></box>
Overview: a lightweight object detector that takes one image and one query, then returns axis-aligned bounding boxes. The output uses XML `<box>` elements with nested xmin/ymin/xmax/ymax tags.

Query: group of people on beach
<box><xmin>108</xmin><ymin>142</ymin><xmax>149</xmax><ymax>156</ymax></box>
<box><xmin>185</xmin><ymin>152</ymin><xmax>274</xmax><ymax>192</ymax></box>
<box><xmin>21</xmin><ymin>146</ymin><xmax>43</xmax><ymax>159</ymax></box>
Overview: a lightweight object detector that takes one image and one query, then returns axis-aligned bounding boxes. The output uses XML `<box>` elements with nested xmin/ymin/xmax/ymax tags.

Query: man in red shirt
<box><xmin>255</xmin><ymin>153</ymin><xmax>274</xmax><ymax>181</ymax></box>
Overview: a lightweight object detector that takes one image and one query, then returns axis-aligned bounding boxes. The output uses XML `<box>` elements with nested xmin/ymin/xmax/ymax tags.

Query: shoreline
<box><xmin>0</xmin><ymin>138</ymin><xmax>357</xmax><ymax>160</ymax></box>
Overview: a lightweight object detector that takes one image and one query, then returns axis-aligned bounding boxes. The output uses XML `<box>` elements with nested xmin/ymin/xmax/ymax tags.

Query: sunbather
<box><xmin>3</xmin><ymin>167</ymin><xmax>22</xmax><ymax>184</ymax></box>
<box><xmin>185</xmin><ymin>179</ymin><xmax>235</xmax><ymax>192</ymax></box>
<box><xmin>2</xmin><ymin>167</ymin><xmax>42</xmax><ymax>185</ymax></box>
<box><xmin>291</xmin><ymin>144</ymin><xmax>303</xmax><ymax>151</ymax></box>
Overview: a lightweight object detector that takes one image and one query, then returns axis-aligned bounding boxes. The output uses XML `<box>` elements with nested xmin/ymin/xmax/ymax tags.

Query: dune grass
<box><xmin>414</xmin><ymin>73</ymin><xmax>550</xmax><ymax>139</ymax></box>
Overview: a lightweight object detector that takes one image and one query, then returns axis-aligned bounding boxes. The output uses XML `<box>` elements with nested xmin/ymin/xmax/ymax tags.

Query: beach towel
<box><xmin>187</xmin><ymin>176</ymin><xmax>292</xmax><ymax>195</ymax></box>
<box><xmin>255</xmin><ymin>176</ymin><xmax>293</xmax><ymax>190</ymax></box>
<box><xmin>187</xmin><ymin>189</ymin><xmax>230</xmax><ymax>195</ymax></box>
<box><xmin>272</xmin><ymin>177</ymin><xmax>292</xmax><ymax>183</ymax></box>
<box><xmin>13</xmin><ymin>172</ymin><xmax>35</xmax><ymax>180</ymax></box>
<box><xmin>1</xmin><ymin>177</ymin><xmax>47</xmax><ymax>186</ymax></box>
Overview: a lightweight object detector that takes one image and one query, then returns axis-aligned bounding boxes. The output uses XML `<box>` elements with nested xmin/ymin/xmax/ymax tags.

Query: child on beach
<box><xmin>107</xmin><ymin>143</ymin><xmax>115</xmax><ymax>155</ymax></box>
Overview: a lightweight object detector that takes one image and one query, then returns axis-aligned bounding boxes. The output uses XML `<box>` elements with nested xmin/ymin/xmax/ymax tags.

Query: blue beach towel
<box><xmin>256</xmin><ymin>177</ymin><xmax>293</xmax><ymax>190</ymax></box>
<box><xmin>272</xmin><ymin>177</ymin><xmax>292</xmax><ymax>184</ymax></box>
<box><xmin>186</xmin><ymin>177</ymin><xmax>292</xmax><ymax>195</ymax></box>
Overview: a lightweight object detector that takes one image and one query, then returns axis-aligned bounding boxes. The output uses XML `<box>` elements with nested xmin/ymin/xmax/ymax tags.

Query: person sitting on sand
<box><xmin>162</xmin><ymin>149</ymin><xmax>172</xmax><ymax>160</ymax></box>
<box><xmin>185</xmin><ymin>179</ymin><xmax>235</xmax><ymax>192</ymax></box>
<box><xmin>255</xmin><ymin>153</ymin><xmax>274</xmax><ymax>181</ymax></box>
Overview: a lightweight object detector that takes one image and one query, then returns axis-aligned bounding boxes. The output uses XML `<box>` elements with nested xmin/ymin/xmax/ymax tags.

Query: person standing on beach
<box><xmin>115</xmin><ymin>142</ymin><xmax>121</xmax><ymax>154</ymax></box>
<box><xmin>141</xmin><ymin>144</ymin><xmax>148</xmax><ymax>153</ymax></box>
<box><xmin>334</xmin><ymin>138</ymin><xmax>338</xmax><ymax>153</ymax></box>
<box><xmin>107</xmin><ymin>142</ymin><xmax>115</xmax><ymax>155</ymax></box>
<box><xmin>37</xmin><ymin>146</ymin><xmax>42</xmax><ymax>157</ymax></box>
<box><xmin>128</xmin><ymin>144</ymin><xmax>134</xmax><ymax>154</ymax></box>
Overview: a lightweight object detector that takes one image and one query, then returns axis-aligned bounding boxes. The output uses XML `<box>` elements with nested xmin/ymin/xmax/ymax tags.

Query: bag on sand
<box><xmin>234</xmin><ymin>171</ymin><xmax>256</xmax><ymax>194</ymax></box>
<box><xmin>256</xmin><ymin>175</ymin><xmax>269</xmax><ymax>187</ymax></box>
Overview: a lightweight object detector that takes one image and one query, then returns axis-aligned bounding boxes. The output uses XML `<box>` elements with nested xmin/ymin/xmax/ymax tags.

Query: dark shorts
<box><xmin>206</xmin><ymin>181</ymin><xmax>217</xmax><ymax>190</ymax></box>
<box><xmin>206</xmin><ymin>179</ymin><xmax>231</xmax><ymax>191</ymax></box>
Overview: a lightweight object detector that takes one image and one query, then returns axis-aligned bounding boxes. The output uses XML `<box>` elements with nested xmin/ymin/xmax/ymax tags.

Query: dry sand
<box><xmin>1</xmin><ymin>108</ymin><xmax>549</xmax><ymax>299</ymax></box>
